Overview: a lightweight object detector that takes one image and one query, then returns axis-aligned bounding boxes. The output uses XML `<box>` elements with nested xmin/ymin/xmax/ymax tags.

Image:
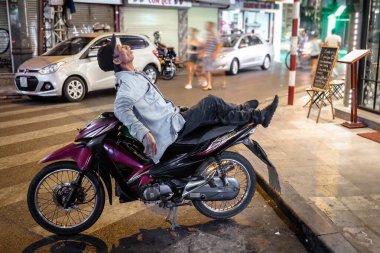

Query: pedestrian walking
<box><xmin>185</xmin><ymin>28</ymin><xmax>201</xmax><ymax>90</ymax></box>
<box><xmin>202</xmin><ymin>22</ymin><xmax>222</xmax><ymax>91</ymax></box>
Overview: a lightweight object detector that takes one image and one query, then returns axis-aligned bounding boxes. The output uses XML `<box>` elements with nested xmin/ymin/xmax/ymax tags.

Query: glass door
<box><xmin>360</xmin><ymin>0</ymin><xmax>380</xmax><ymax>113</ymax></box>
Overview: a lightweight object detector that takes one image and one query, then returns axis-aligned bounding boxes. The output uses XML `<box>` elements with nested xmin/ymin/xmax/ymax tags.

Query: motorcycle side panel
<box><xmin>103</xmin><ymin>142</ymin><xmax>147</xmax><ymax>171</ymax></box>
<box><xmin>149</xmin><ymin>154</ymin><xmax>204</xmax><ymax>178</ymax></box>
<box><xmin>39</xmin><ymin>143</ymin><xmax>93</xmax><ymax>171</ymax></box>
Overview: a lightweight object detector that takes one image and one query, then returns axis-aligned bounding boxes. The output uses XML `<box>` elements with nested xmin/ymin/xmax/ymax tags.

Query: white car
<box><xmin>15</xmin><ymin>33</ymin><xmax>161</xmax><ymax>102</ymax></box>
<box><xmin>215</xmin><ymin>34</ymin><xmax>274</xmax><ymax>75</ymax></box>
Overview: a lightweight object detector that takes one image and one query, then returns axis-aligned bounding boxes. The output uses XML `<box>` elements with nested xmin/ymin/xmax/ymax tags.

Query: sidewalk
<box><xmin>236</xmin><ymin>91</ymin><xmax>380</xmax><ymax>252</ymax></box>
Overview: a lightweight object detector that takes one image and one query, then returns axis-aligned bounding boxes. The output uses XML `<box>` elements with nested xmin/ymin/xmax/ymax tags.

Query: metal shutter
<box><xmin>0</xmin><ymin>1</ymin><xmax>11</xmax><ymax>72</ymax></box>
<box><xmin>120</xmin><ymin>7</ymin><xmax>179</xmax><ymax>52</ymax></box>
<box><xmin>26</xmin><ymin>0</ymin><xmax>38</xmax><ymax>56</ymax></box>
<box><xmin>68</xmin><ymin>3</ymin><xmax>114</xmax><ymax>36</ymax></box>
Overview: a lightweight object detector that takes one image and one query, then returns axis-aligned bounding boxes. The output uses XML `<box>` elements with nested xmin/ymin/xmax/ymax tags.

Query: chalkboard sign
<box><xmin>312</xmin><ymin>46</ymin><xmax>338</xmax><ymax>90</ymax></box>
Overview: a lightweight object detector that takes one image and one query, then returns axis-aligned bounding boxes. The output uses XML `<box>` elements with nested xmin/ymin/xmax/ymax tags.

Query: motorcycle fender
<box><xmin>242</xmin><ymin>138</ymin><xmax>281</xmax><ymax>193</ymax></box>
<box><xmin>39</xmin><ymin>143</ymin><xmax>93</xmax><ymax>171</ymax></box>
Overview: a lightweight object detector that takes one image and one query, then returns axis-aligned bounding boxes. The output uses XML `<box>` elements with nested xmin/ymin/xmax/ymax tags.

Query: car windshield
<box><xmin>221</xmin><ymin>36</ymin><xmax>240</xmax><ymax>47</ymax></box>
<box><xmin>44</xmin><ymin>37</ymin><xmax>93</xmax><ymax>56</ymax></box>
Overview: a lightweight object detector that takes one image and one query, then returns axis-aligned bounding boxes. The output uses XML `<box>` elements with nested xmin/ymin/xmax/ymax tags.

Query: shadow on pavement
<box><xmin>22</xmin><ymin>220</ymin><xmax>240</xmax><ymax>253</ymax></box>
<box><xmin>22</xmin><ymin>234</ymin><xmax>108</xmax><ymax>253</ymax></box>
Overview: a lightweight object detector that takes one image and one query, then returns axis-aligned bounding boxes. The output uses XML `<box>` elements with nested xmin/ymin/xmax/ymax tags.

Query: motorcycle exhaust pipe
<box><xmin>183</xmin><ymin>178</ymin><xmax>240</xmax><ymax>201</ymax></box>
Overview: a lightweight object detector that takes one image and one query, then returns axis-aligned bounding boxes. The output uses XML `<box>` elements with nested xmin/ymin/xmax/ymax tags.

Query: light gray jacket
<box><xmin>114</xmin><ymin>71</ymin><xmax>185</xmax><ymax>163</ymax></box>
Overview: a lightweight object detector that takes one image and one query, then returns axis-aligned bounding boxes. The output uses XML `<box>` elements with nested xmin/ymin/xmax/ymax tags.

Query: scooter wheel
<box><xmin>27</xmin><ymin>161</ymin><xmax>105</xmax><ymax>235</ymax></box>
<box><xmin>192</xmin><ymin>151</ymin><xmax>256</xmax><ymax>220</ymax></box>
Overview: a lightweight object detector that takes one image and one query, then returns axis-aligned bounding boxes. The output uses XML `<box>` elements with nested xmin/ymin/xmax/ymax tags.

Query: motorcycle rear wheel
<box><xmin>27</xmin><ymin>161</ymin><xmax>105</xmax><ymax>235</ymax></box>
<box><xmin>192</xmin><ymin>151</ymin><xmax>256</xmax><ymax>219</ymax></box>
<box><xmin>161</xmin><ymin>68</ymin><xmax>176</xmax><ymax>80</ymax></box>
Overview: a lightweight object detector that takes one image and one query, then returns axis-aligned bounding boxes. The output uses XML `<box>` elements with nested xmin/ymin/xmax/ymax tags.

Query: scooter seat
<box><xmin>174</xmin><ymin>124</ymin><xmax>238</xmax><ymax>145</ymax></box>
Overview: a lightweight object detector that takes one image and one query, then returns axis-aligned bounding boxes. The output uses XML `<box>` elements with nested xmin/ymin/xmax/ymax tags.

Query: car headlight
<box><xmin>219</xmin><ymin>54</ymin><xmax>226</xmax><ymax>59</ymax></box>
<box><xmin>38</xmin><ymin>62</ymin><xmax>65</xmax><ymax>75</ymax></box>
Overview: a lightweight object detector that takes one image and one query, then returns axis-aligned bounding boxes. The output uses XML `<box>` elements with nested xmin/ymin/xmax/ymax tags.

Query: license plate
<box><xmin>20</xmin><ymin>77</ymin><xmax>28</xmax><ymax>87</ymax></box>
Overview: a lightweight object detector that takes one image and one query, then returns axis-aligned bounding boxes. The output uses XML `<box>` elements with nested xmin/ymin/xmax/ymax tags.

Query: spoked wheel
<box><xmin>27</xmin><ymin>162</ymin><xmax>105</xmax><ymax>235</ymax></box>
<box><xmin>192</xmin><ymin>151</ymin><xmax>256</xmax><ymax>219</ymax></box>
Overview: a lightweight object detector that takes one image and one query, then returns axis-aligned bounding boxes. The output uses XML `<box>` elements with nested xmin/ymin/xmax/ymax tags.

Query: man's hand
<box><xmin>142</xmin><ymin>132</ymin><xmax>157</xmax><ymax>157</ymax></box>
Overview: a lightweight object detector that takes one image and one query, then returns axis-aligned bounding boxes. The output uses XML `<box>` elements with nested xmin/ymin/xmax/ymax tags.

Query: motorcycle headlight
<box><xmin>38</xmin><ymin>62</ymin><xmax>65</xmax><ymax>75</ymax></box>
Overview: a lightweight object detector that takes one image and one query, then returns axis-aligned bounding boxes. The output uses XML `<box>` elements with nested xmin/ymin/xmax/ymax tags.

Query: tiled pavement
<box><xmin>234</xmin><ymin>92</ymin><xmax>380</xmax><ymax>252</ymax></box>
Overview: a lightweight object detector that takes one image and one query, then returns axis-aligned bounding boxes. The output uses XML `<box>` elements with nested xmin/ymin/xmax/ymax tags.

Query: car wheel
<box><xmin>228</xmin><ymin>59</ymin><xmax>239</xmax><ymax>75</ymax></box>
<box><xmin>143</xmin><ymin>65</ymin><xmax>158</xmax><ymax>84</ymax></box>
<box><xmin>63</xmin><ymin>76</ymin><xmax>86</xmax><ymax>102</ymax></box>
<box><xmin>261</xmin><ymin>55</ymin><xmax>271</xmax><ymax>70</ymax></box>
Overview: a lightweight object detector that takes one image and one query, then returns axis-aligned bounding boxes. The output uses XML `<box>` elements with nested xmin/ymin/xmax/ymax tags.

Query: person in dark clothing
<box><xmin>97</xmin><ymin>35</ymin><xmax>278</xmax><ymax>163</ymax></box>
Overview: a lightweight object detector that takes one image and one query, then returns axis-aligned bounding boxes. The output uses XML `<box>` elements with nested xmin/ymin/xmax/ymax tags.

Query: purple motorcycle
<box><xmin>27</xmin><ymin>112</ymin><xmax>280</xmax><ymax>235</ymax></box>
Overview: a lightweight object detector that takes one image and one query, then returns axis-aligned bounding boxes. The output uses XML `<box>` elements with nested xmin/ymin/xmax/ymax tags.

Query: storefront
<box><xmin>359</xmin><ymin>0</ymin><xmax>380</xmax><ymax>114</ymax></box>
<box><xmin>120</xmin><ymin>0</ymin><xmax>220</xmax><ymax>60</ymax></box>
<box><xmin>219</xmin><ymin>1</ymin><xmax>282</xmax><ymax>61</ymax></box>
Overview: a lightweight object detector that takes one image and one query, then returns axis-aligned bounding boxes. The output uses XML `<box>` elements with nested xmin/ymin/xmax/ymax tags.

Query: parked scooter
<box><xmin>27</xmin><ymin>112</ymin><xmax>281</xmax><ymax>235</ymax></box>
<box><xmin>154</xmin><ymin>31</ymin><xmax>177</xmax><ymax>80</ymax></box>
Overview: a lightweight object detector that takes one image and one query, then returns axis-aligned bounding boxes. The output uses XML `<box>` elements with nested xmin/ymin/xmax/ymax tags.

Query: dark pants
<box><xmin>179</xmin><ymin>95</ymin><xmax>253</xmax><ymax>138</ymax></box>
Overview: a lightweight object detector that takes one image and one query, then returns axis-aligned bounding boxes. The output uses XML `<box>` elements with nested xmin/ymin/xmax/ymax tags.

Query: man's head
<box><xmin>113</xmin><ymin>43</ymin><xmax>134</xmax><ymax>67</ymax></box>
<box><xmin>97</xmin><ymin>34</ymin><xmax>134</xmax><ymax>72</ymax></box>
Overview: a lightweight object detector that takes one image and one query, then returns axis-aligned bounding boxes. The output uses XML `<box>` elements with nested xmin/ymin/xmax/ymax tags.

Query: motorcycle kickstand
<box><xmin>165</xmin><ymin>202</ymin><xmax>192</xmax><ymax>230</ymax></box>
<box><xmin>165</xmin><ymin>206</ymin><xmax>179</xmax><ymax>230</ymax></box>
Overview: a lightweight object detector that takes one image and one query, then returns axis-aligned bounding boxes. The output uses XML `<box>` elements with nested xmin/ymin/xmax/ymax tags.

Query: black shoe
<box><xmin>240</xmin><ymin>99</ymin><xmax>259</xmax><ymax>111</ymax></box>
<box><xmin>261</xmin><ymin>95</ymin><xmax>279</xmax><ymax>128</ymax></box>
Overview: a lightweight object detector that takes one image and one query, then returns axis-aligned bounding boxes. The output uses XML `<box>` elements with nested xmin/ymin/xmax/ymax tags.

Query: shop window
<box><xmin>360</xmin><ymin>1</ymin><xmax>380</xmax><ymax>113</ymax></box>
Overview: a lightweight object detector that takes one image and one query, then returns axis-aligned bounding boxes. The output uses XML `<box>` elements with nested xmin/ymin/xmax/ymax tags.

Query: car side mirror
<box><xmin>87</xmin><ymin>48</ymin><xmax>98</xmax><ymax>58</ymax></box>
<box><xmin>239</xmin><ymin>43</ymin><xmax>248</xmax><ymax>48</ymax></box>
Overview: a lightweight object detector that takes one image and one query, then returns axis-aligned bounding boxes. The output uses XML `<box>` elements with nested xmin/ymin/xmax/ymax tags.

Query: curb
<box><xmin>255</xmin><ymin>171</ymin><xmax>358</xmax><ymax>253</ymax></box>
<box><xmin>238</xmin><ymin>99</ymin><xmax>360</xmax><ymax>252</ymax></box>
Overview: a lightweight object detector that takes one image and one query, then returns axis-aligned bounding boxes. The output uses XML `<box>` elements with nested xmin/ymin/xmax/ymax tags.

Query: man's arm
<box><xmin>114</xmin><ymin>93</ymin><xmax>157</xmax><ymax>157</ymax></box>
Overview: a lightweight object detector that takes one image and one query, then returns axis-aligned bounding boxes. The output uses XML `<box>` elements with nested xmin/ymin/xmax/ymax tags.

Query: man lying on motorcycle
<box><xmin>97</xmin><ymin>35</ymin><xmax>278</xmax><ymax>164</ymax></box>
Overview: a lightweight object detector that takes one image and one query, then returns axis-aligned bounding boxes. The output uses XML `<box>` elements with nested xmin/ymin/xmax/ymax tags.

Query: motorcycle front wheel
<box><xmin>192</xmin><ymin>151</ymin><xmax>256</xmax><ymax>219</ymax></box>
<box><xmin>27</xmin><ymin>161</ymin><xmax>105</xmax><ymax>235</ymax></box>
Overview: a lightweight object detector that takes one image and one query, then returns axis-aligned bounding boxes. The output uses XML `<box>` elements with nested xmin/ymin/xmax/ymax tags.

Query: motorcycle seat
<box><xmin>174</xmin><ymin>124</ymin><xmax>238</xmax><ymax>145</ymax></box>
